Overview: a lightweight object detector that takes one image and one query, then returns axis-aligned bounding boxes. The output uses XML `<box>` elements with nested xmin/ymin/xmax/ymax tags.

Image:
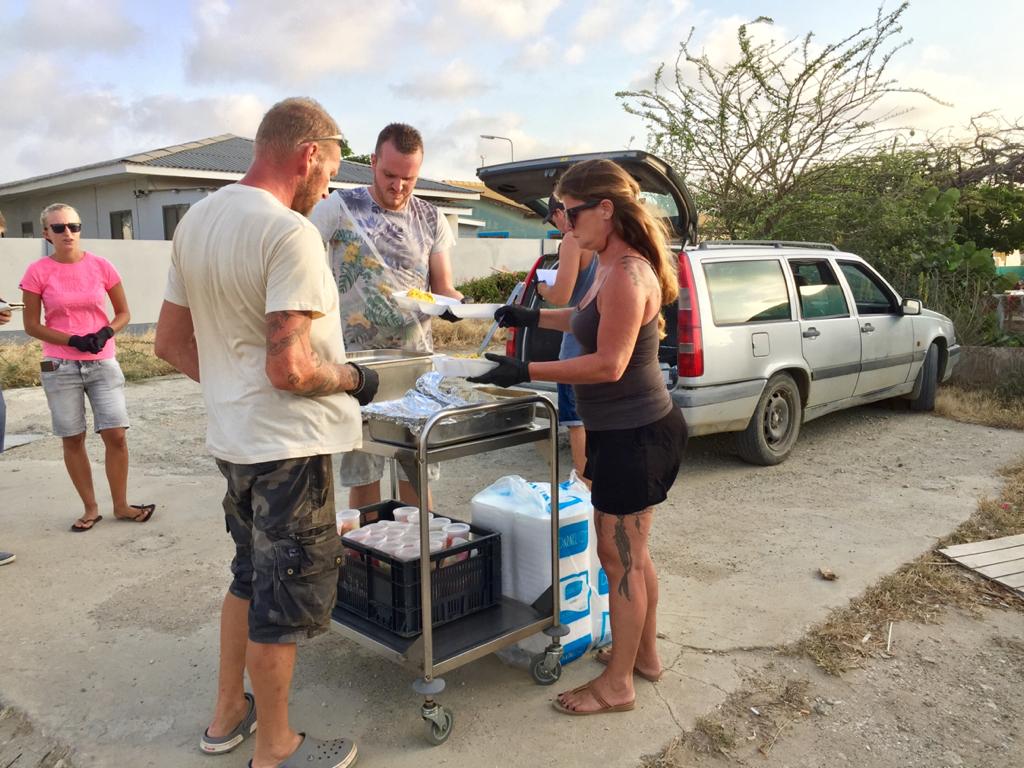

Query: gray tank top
<box><xmin>569</xmin><ymin>296</ymin><xmax>672</xmax><ymax>431</ymax></box>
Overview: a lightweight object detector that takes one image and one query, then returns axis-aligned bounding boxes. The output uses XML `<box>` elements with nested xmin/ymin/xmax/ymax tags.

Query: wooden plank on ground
<box><xmin>956</xmin><ymin>545</ymin><xmax>1024</xmax><ymax>569</ymax></box>
<box><xmin>941</xmin><ymin>534</ymin><xmax>1024</xmax><ymax>600</ymax></box>
<box><xmin>941</xmin><ymin>533</ymin><xmax>1024</xmax><ymax>558</ymax></box>
<box><xmin>976</xmin><ymin>559</ymin><xmax>1024</xmax><ymax>579</ymax></box>
<box><xmin>996</xmin><ymin>573</ymin><xmax>1024</xmax><ymax>590</ymax></box>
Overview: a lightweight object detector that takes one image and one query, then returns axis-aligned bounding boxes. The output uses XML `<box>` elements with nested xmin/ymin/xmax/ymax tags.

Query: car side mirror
<box><xmin>901</xmin><ymin>298</ymin><xmax>922</xmax><ymax>316</ymax></box>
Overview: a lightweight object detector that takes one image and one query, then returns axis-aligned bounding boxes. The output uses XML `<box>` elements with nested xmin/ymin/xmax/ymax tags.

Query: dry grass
<box><xmin>0</xmin><ymin>331</ymin><xmax>176</xmax><ymax>389</ymax></box>
<box><xmin>935</xmin><ymin>385</ymin><xmax>1024</xmax><ymax>430</ymax></box>
<box><xmin>431</xmin><ymin>319</ymin><xmax>501</xmax><ymax>352</ymax></box>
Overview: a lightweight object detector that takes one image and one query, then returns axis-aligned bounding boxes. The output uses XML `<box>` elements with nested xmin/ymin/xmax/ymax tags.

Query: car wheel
<box><xmin>909</xmin><ymin>343</ymin><xmax>938</xmax><ymax>412</ymax></box>
<box><xmin>736</xmin><ymin>373</ymin><xmax>802</xmax><ymax>465</ymax></box>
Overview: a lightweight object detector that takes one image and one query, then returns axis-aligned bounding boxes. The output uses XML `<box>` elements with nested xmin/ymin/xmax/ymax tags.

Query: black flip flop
<box><xmin>71</xmin><ymin>515</ymin><xmax>103</xmax><ymax>532</ymax></box>
<box><xmin>123</xmin><ymin>504</ymin><xmax>156</xmax><ymax>523</ymax></box>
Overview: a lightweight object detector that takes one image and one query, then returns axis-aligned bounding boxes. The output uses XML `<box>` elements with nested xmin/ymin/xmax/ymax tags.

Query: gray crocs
<box><xmin>264</xmin><ymin>734</ymin><xmax>358</xmax><ymax>768</ymax></box>
<box><xmin>200</xmin><ymin>692</ymin><xmax>258</xmax><ymax>754</ymax></box>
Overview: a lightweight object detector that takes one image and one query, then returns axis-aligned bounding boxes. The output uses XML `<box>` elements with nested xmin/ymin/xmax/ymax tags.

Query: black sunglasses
<box><xmin>564</xmin><ymin>200</ymin><xmax>601</xmax><ymax>227</ymax></box>
<box><xmin>49</xmin><ymin>223</ymin><xmax>82</xmax><ymax>233</ymax></box>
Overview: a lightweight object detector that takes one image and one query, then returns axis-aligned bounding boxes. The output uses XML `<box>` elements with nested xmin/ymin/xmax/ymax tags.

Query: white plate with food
<box><xmin>393</xmin><ymin>289</ymin><xmax>460</xmax><ymax>316</ymax></box>
<box><xmin>433</xmin><ymin>355</ymin><xmax>499</xmax><ymax>378</ymax></box>
<box><xmin>448</xmin><ymin>302</ymin><xmax>503</xmax><ymax>320</ymax></box>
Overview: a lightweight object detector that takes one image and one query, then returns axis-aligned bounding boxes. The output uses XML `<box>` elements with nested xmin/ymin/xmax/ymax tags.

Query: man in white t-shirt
<box><xmin>155</xmin><ymin>98</ymin><xmax>369</xmax><ymax>768</ymax></box>
<box><xmin>310</xmin><ymin>123</ymin><xmax>461</xmax><ymax>508</ymax></box>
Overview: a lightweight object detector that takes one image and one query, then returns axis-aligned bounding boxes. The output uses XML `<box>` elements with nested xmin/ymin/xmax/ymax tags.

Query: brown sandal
<box><xmin>594</xmin><ymin>646</ymin><xmax>664</xmax><ymax>682</ymax></box>
<box><xmin>552</xmin><ymin>683</ymin><xmax>635</xmax><ymax>716</ymax></box>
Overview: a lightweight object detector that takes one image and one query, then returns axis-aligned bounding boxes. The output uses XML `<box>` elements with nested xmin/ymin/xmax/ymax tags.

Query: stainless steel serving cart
<box><xmin>331</xmin><ymin>395</ymin><xmax>567</xmax><ymax>745</ymax></box>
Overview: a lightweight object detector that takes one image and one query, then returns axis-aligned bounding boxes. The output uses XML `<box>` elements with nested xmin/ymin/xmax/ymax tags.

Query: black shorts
<box><xmin>583</xmin><ymin>407</ymin><xmax>687</xmax><ymax>515</ymax></box>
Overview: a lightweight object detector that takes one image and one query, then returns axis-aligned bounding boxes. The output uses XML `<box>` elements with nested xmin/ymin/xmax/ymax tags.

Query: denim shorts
<box><xmin>217</xmin><ymin>455</ymin><xmax>344</xmax><ymax>645</ymax></box>
<box><xmin>39</xmin><ymin>358</ymin><xmax>130</xmax><ymax>437</ymax></box>
<box><xmin>557</xmin><ymin>383</ymin><xmax>582</xmax><ymax>427</ymax></box>
<box><xmin>338</xmin><ymin>450</ymin><xmax>440</xmax><ymax>487</ymax></box>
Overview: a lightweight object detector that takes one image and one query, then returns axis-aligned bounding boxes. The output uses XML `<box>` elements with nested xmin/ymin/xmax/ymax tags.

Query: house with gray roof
<box><xmin>0</xmin><ymin>135</ymin><xmax>478</xmax><ymax>241</ymax></box>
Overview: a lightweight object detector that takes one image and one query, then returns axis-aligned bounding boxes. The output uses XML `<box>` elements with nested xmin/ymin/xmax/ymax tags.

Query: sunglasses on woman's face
<box><xmin>564</xmin><ymin>200</ymin><xmax>601</xmax><ymax>227</ymax></box>
<box><xmin>49</xmin><ymin>223</ymin><xmax>82</xmax><ymax>234</ymax></box>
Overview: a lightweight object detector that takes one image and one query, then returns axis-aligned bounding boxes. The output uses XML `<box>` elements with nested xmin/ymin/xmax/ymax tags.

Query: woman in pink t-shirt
<box><xmin>20</xmin><ymin>203</ymin><xmax>155</xmax><ymax>532</ymax></box>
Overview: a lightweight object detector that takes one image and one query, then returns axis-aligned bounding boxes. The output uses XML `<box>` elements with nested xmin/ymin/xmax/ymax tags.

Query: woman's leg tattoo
<box><xmin>614</xmin><ymin>516</ymin><xmax>633</xmax><ymax>601</ymax></box>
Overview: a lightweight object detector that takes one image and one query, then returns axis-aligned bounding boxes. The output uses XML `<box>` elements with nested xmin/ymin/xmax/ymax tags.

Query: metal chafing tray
<box><xmin>365</xmin><ymin>396</ymin><xmax>535</xmax><ymax>448</ymax></box>
<box><xmin>347</xmin><ymin>349</ymin><xmax>434</xmax><ymax>403</ymax></box>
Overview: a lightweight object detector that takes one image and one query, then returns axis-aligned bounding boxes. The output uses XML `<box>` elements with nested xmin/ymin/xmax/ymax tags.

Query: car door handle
<box><xmin>861</xmin><ymin>323</ymin><xmax>875</xmax><ymax>333</ymax></box>
<box><xmin>802</xmin><ymin>327</ymin><xmax>820</xmax><ymax>339</ymax></box>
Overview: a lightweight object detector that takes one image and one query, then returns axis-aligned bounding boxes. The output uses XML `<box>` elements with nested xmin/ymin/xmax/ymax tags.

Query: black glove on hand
<box><xmin>67</xmin><ymin>335</ymin><xmax>93</xmax><ymax>353</ymax></box>
<box><xmin>93</xmin><ymin>326</ymin><xmax>114</xmax><ymax>349</ymax></box>
<box><xmin>494</xmin><ymin>304</ymin><xmax>539</xmax><ymax>328</ymax></box>
<box><xmin>466</xmin><ymin>353</ymin><xmax>531</xmax><ymax>388</ymax></box>
<box><xmin>439</xmin><ymin>297</ymin><xmax>472</xmax><ymax>323</ymax></box>
<box><xmin>349</xmin><ymin>362</ymin><xmax>380</xmax><ymax>406</ymax></box>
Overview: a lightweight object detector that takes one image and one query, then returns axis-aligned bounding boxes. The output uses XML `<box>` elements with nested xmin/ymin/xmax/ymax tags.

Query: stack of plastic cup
<box><xmin>336</xmin><ymin>509</ymin><xmax>361</xmax><ymax>536</ymax></box>
<box><xmin>429</xmin><ymin>517</ymin><xmax>451</xmax><ymax>532</ymax></box>
<box><xmin>393</xmin><ymin>506</ymin><xmax>418</xmax><ymax>524</ymax></box>
<box><xmin>442</xmin><ymin>522</ymin><xmax>471</xmax><ymax>547</ymax></box>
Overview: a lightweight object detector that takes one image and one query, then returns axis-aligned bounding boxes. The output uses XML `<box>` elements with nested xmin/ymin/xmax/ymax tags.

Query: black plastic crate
<box><xmin>336</xmin><ymin>501</ymin><xmax>502</xmax><ymax>637</ymax></box>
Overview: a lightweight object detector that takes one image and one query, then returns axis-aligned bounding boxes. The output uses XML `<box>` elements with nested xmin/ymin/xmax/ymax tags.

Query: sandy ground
<box><xmin>1</xmin><ymin>374</ymin><xmax>1022</xmax><ymax>767</ymax></box>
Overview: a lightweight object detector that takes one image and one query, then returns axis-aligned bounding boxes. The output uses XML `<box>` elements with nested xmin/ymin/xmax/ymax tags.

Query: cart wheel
<box><xmin>424</xmin><ymin>707</ymin><xmax>454</xmax><ymax>746</ymax></box>
<box><xmin>530</xmin><ymin>652</ymin><xmax>562</xmax><ymax>685</ymax></box>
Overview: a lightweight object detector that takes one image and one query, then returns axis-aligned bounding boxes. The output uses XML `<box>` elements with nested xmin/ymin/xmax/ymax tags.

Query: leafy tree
<box><xmin>617</xmin><ymin>2</ymin><xmax>943</xmax><ymax>239</ymax></box>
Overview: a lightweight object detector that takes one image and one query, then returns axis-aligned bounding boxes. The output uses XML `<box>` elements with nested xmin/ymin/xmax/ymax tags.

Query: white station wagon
<box><xmin>478</xmin><ymin>151</ymin><xmax>961</xmax><ymax>465</ymax></box>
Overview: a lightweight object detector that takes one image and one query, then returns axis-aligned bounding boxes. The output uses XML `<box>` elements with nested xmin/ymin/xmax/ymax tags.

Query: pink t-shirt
<box><xmin>19</xmin><ymin>251</ymin><xmax>121</xmax><ymax>361</ymax></box>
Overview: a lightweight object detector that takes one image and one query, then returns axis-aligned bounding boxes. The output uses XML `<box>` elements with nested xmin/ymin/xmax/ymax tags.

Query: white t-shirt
<box><xmin>165</xmin><ymin>184</ymin><xmax>362</xmax><ymax>464</ymax></box>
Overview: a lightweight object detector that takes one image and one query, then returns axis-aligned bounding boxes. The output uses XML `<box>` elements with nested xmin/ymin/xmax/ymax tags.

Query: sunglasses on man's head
<box><xmin>298</xmin><ymin>134</ymin><xmax>346</xmax><ymax>149</ymax></box>
<box><xmin>49</xmin><ymin>223</ymin><xmax>82</xmax><ymax>233</ymax></box>
<box><xmin>564</xmin><ymin>200</ymin><xmax>601</xmax><ymax>227</ymax></box>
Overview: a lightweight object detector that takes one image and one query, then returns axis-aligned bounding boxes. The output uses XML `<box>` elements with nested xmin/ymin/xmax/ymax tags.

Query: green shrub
<box><xmin>457</xmin><ymin>272</ymin><xmax>527</xmax><ymax>304</ymax></box>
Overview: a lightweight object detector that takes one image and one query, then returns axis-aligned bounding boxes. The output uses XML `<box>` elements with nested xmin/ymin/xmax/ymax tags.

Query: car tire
<box><xmin>736</xmin><ymin>373</ymin><xmax>802</xmax><ymax>466</ymax></box>
<box><xmin>909</xmin><ymin>343</ymin><xmax>938</xmax><ymax>412</ymax></box>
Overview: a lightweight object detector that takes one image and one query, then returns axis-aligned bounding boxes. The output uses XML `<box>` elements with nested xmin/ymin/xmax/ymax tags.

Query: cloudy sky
<box><xmin>0</xmin><ymin>0</ymin><xmax>1021</xmax><ymax>185</ymax></box>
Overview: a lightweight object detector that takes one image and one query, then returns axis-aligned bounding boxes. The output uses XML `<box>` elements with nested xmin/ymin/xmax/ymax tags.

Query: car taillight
<box><xmin>677</xmin><ymin>251</ymin><xmax>703</xmax><ymax>377</ymax></box>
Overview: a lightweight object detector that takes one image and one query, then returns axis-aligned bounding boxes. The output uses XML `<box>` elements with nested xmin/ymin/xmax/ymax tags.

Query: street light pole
<box><xmin>480</xmin><ymin>134</ymin><xmax>514</xmax><ymax>162</ymax></box>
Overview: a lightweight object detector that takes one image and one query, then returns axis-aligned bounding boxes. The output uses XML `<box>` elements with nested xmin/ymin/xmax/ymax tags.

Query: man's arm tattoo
<box><xmin>267</xmin><ymin>310</ymin><xmax>355</xmax><ymax>397</ymax></box>
<box><xmin>267</xmin><ymin>311</ymin><xmax>310</xmax><ymax>357</ymax></box>
<box><xmin>614</xmin><ymin>516</ymin><xmax>633</xmax><ymax>601</ymax></box>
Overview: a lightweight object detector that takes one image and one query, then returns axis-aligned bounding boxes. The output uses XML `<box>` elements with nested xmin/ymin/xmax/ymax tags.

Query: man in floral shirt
<box><xmin>311</xmin><ymin>123</ymin><xmax>461</xmax><ymax>506</ymax></box>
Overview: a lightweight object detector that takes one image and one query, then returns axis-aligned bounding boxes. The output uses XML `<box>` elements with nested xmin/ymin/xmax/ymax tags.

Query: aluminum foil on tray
<box><xmin>360</xmin><ymin>372</ymin><xmax>499</xmax><ymax>436</ymax></box>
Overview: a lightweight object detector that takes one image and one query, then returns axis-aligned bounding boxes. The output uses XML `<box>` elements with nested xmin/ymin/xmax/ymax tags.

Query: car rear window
<box><xmin>703</xmin><ymin>260</ymin><xmax>791</xmax><ymax>325</ymax></box>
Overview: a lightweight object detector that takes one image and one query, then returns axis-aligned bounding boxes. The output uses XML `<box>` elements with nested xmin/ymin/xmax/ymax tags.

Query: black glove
<box><xmin>80</xmin><ymin>326</ymin><xmax>114</xmax><ymax>354</ymax></box>
<box><xmin>67</xmin><ymin>335</ymin><xmax>94</xmax><ymax>353</ymax></box>
<box><xmin>439</xmin><ymin>297</ymin><xmax>472</xmax><ymax>323</ymax></box>
<box><xmin>494</xmin><ymin>304</ymin><xmax>539</xmax><ymax>328</ymax></box>
<box><xmin>94</xmin><ymin>326</ymin><xmax>114</xmax><ymax>349</ymax></box>
<box><xmin>349</xmin><ymin>362</ymin><xmax>380</xmax><ymax>406</ymax></box>
<box><xmin>466</xmin><ymin>353</ymin><xmax>531</xmax><ymax>388</ymax></box>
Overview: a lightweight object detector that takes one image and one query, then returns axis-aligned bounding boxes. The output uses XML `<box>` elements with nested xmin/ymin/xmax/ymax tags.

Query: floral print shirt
<box><xmin>310</xmin><ymin>187</ymin><xmax>456</xmax><ymax>352</ymax></box>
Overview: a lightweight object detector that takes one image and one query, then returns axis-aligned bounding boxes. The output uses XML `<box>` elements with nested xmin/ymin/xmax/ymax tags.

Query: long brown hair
<box><xmin>555</xmin><ymin>159</ymin><xmax>678</xmax><ymax>335</ymax></box>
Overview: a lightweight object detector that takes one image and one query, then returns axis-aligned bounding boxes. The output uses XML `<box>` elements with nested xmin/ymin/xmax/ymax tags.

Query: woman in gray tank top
<box><xmin>469</xmin><ymin>159</ymin><xmax>688</xmax><ymax>717</ymax></box>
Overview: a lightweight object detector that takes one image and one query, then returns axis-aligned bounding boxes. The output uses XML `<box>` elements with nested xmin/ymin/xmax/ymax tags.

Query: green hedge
<box><xmin>456</xmin><ymin>272</ymin><xmax>527</xmax><ymax>304</ymax></box>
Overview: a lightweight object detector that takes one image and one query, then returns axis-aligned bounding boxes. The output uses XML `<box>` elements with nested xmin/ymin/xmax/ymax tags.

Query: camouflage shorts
<box><xmin>216</xmin><ymin>455</ymin><xmax>343</xmax><ymax>645</ymax></box>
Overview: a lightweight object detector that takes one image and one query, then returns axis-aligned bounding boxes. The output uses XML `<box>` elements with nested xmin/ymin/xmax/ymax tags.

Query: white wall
<box><xmin>1</xmin><ymin>239</ymin><xmax>172</xmax><ymax>334</ymax></box>
<box><xmin>449</xmin><ymin>237</ymin><xmax>553</xmax><ymax>284</ymax></box>
<box><xmin>1</xmin><ymin>236</ymin><xmax>552</xmax><ymax>336</ymax></box>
